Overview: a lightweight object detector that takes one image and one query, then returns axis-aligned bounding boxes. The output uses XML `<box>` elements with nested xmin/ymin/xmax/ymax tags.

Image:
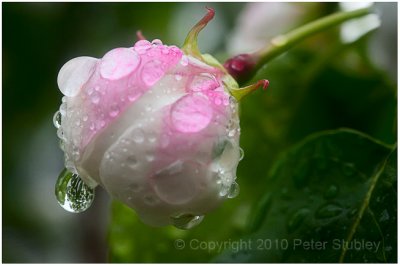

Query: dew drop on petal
<box><xmin>180</xmin><ymin>55</ymin><xmax>189</xmax><ymax>66</ymax></box>
<box><xmin>91</xmin><ymin>91</ymin><xmax>100</xmax><ymax>104</ymax></box>
<box><xmin>100</xmin><ymin>48</ymin><xmax>140</xmax><ymax>80</ymax></box>
<box><xmin>151</xmin><ymin>39</ymin><xmax>163</xmax><ymax>45</ymax></box>
<box><xmin>171</xmin><ymin>213</ymin><xmax>204</xmax><ymax>230</ymax></box>
<box><xmin>109</xmin><ymin>105</ymin><xmax>120</xmax><ymax>117</ymax></box>
<box><xmin>57</xmin><ymin>57</ymin><xmax>98</xmax><ymax>97</ymax></box>
<box><xmin>59</xmin><ymin>102</ymin><xmax>67</xmax><ymax>116</ymax></box>
<box><xmin>141</xmin><ymin>60</ymin><xmax>165</xmax><ymax>86</ymax></box>
<box><xmin>170</xmin><ymin>94</ymin><xmax>212</xmax><ymax>133</ymax></box>
<box><xmin>132</xmin><ymin>128</ymin><xmax>145</xmax><ymax>143</ymax></box>
<box><xmin>55</xmin><ymin>168</ymin><xmax>95</xmax><ymax>213</ymax></box>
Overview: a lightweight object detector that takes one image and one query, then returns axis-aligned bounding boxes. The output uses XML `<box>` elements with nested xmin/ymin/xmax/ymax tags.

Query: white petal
<box><xmin>57</xmin><ymin>56</ymin><xmax>98</xmax><ymax>97</ymax></box>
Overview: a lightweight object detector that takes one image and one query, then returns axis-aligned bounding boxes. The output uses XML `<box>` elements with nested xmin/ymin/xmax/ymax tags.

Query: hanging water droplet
<box><xmin>227</xmin><ymin>182</ymin><xmax>240</xmax><ymax>198</ymax></box>
<box><xmin>171</xmin><ymin>213</ymin><xmax>204</xmax><ymax>230</ymax></box>
<box><xmin>55</xmin><ymin>168</ymin><xmax>95</xmax><ymax>213</ymax></box>
<box><xmin>175</xmin><ymin>74</ymin><xmax>182</xmax><ymax>81</ymax></box>
<box><xmin>53</xmin><ymin>111</ymin><xmax>62</xmax><ymax>129</ymax></box>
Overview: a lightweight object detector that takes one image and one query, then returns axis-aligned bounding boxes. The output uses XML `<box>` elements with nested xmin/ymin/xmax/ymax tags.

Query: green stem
<box><xmin>251</xmin><ymin>7</ymin><xmax>372</xmax><ymax>79</ymax></box>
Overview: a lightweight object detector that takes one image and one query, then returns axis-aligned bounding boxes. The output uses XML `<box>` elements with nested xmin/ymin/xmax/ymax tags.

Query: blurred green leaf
<box><xmin>108</xmin><ymin>196</ymin><xmax>250</xmax><ymax>262</ymax></box>
<box><xmin>215</xmin><ymin>129</ymin><xmax>396</xmax><ymax>262</ymax></box>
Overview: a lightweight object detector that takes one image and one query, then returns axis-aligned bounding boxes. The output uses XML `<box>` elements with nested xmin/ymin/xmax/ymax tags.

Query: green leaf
<box><xmin>214</xmin><ymin>129</ymin><xmax>396</xmax><ymax>263</ymax></box>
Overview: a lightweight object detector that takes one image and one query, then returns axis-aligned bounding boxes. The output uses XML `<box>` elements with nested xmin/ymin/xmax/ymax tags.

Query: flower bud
<box><xmin>55</xmin><ymin>12</ymin><xmax>245</xmax><ymax>228</ymax></box>
<box><xmin>55</xmin><ymin>8</ymin><xmax>268</xmax><ymax>227</ymax></box>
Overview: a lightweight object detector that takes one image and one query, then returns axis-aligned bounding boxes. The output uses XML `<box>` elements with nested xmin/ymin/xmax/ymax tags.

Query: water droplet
<box><xmin>55</xmin><ymin>168</ymin><xmax>95</xmax><ymax>213</ymax></box>
<box><xmin>239</xmin><ymin>147</ymin><xmax>244</xmax><ymax>161</ymax></box>
<box><xmin>132</xmin><ymin>128</ymin><xmax>144</xmax><ymax>143</ymax></box>
<box><xmin>171</xmin><ymin>213</ymin><xmax>204</xmax><ymax>230</ymax></box>
<box><xmin>128</xmin><ymin>89</ymin><xmax>142</xmax><ymax>102</ymax></box>
<box><xmin>57</xmin><ymin>128</ymin><xmax>65</xmax><ymax>140</ymax></box>
<box><xmin>91</xmin><ymin>91</ymin><xmax>100</xmax><ymax>104</ymax></box>
<box><xmin>151</xmin><ymin>39</ymin><xmax>163</xmax><ymax>45</ymax></box>
<box><xmin>128</xmin><ymin>182</ymin><xmax>141</xmax><ymax>193</ymax></box>
<box><xmin>180</xmin><ymin>55</ymin><xmax>189</xmax><ymax>66</ymax></box>
<box><xmin>174</xmin><ymin>74</ymin><xmax>182</xmax><ymax>81</ymax></box>
<box><xmin>228</xmin><ymin>129</ymin><xmax>236</xmax><ymax>138</ymax></box>
<box><xmin>227</xmin><ymin>182</ymin><xmax>240</xmax><ymax>198</ymax></box>
<box><xmin>127</xmin><ymin>155</ymin><xmax>138</xmax><ymax>168</ymax></box>
<box><xmin>109</xmin><ymin>105</ymin><xmax>120</xmax><ymax>117</ymax></box>
<box><xmin>324</xmin><ymin>185</ymin><xmax>339</xmax><ymax>199</ymax></box>
<box><xmin>147</xmin><ymin>133</ymin><xmax>156</xmax><ymax>143</ymax></box>
<box><xmin>141</xmin><ymin>60</ymin><xmax>165</xmax><ymax>86</ymax></box>
<box><xmin>161</xmin><ymin>47</ymin><xmax>170</xmax><ymax>55</ymax></box>
<box><xmin>214</xmin><ymin>97</ymin><xmax>222</xmax><ymax>105</ymax></box>
<box><xmin>82</xmin><ymin>115</ymin><xmax>88</xmax><ymax>122</ymax></box>
<box><xmin>53</xmin><ymin>111</ymin><xmax>62</xmax><ymax>128</ymax></box>
<box><xmin>89</xmin><ymin>122</ymin><xmax>95</xmax><ymax>131</ymax></box>
<box><xmin>144</xmin><ymin>195</ymin><xmax>158</xmax><ymax>205</ymax></box>
<box><xmin>287</xmin><ymin>208</ymin><xmax>310</xmax><ymax>233</ymax></box>
<box><xmin>315</xmin><ymin>203</ymin><xmax>343</xmax><ymax>219</ymax></box>
<box><xmin>379</xmin><ymin>209</ymin><xmax>389</xmax><ymax>222</ymax></box>
<box><xmin>134</xmin><ymin>40</ymin><xmax>152</xmax><ymax>54</ymax></box>
<box><xmin>146</xmin><ymin>154</ymin><xmax>155</xmax><ymax>162</ymax></box>
<box><xmin>59</xmin><ymin>102</ymin><xmax>67</xmax><ymax>116</ymax></box>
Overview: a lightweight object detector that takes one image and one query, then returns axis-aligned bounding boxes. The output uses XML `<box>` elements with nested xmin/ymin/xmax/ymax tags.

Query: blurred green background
<box><xmin>3</xmin><ymin>2</ymin><xmax>397</xmax><ymax>263</ymax></box>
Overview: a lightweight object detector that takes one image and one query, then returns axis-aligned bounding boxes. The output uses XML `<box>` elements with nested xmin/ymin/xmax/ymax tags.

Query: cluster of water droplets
<box><xmin>53</xmin><ymin>103</ymin><xmax>95</xmax><ymax>213</ymax></box>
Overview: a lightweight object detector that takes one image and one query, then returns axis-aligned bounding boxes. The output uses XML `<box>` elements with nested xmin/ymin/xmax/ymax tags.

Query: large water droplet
<box><xmin>53</xmin><ymin>111</ymin><xmax>62</xmax><ymax>128</ymax></box>
<box><xmin>227</xmin><ymin>182</ymin><xmax>240</xmax><ymax>198</ymax></box>
<box><xmin>141</xmin><ymin>60</ymin><xmax>165</xmax><ymax>86</ymax></box>
<box><xmin>171</xmin><ymin>213</ymin><xmax>204</xmax><ymax>230</ymax></box>
<box><xmin>315</xmin><ymin>203</ymin><xmax>343</xmax><ymax>219</ymax></box>
<box><xmin>134</xmin><ymin>40</ymin><xmax>152</xmax><ymax>54</ymax></box>
<box><xmin>55</xmin><ymin>168</ymin><xmax>95</xmax><ymax>213</ymax></box>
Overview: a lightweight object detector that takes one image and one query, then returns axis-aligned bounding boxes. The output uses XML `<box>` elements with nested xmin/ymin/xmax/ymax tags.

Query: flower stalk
<box><xmin>224</xmin><ymin>7</ymin><xmax>373</xmax><ymax>85</ymax></box>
